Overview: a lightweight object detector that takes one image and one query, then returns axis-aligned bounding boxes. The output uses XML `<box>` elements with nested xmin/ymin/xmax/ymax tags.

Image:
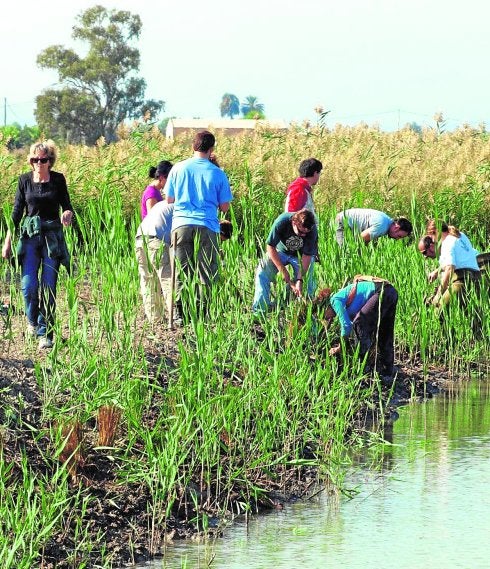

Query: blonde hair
<box><xmin>28</xmin><ymin>139</ymin><xmax>58</xmax><ymax>167</ymax></box>
<box><xmin>426</xmin><ymin>219</ymin><xmax>461</xmax><ymax>239</ymax></box>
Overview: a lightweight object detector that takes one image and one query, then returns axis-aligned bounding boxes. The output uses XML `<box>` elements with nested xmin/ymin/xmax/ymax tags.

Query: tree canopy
<box><xmin>219</xmin><ymin>93</ymin><xmax>240</xmax><ymax>119</ymax></box>
<box><xmin>35</xmin><ymin>5</ymin><xmax>164</xmax><ymax>144</ymax></box>
<box><xmin>241</xmin><ymin>96</ymin><xmax>265</xmax><ymax>118</ymax></box>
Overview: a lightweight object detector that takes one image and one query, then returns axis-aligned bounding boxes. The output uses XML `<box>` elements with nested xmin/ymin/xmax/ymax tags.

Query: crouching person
<box><xmin>252</xmin><ymin>209</ymin><xmax>317</xmax><ymax>315</ymax></box>
<box><xmin>325</xmin><ymin>275</ymin><xmax>398</xmax><ymax>384</ymax></box>
<box><xmin>418</xmin><ymin>220</ymin><xmax>481</xmax><ymax>309</ymax></box>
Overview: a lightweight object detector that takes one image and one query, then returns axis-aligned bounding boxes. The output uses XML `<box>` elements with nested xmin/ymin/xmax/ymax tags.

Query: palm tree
<box><xmin>219</xmin><ymin>93</ymin><xmax>240</xmax><ymax>119</ymax></box>
<box><xmin>241</xmin><ymin>96</ymin><xmax>265</xmax><ymax>117</ymax></box>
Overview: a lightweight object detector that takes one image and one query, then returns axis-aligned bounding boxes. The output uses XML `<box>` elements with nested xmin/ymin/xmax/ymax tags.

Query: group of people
<box><xmin>1</xmin><ymin>133</ymin><xmax>484</xmax><ymax>367</ymax></box>
<box><xmin>135</xmin><ymin>130</ymin><xmax>233</xmax><ymax>328</ymax></box>
<box><xmin>250</xmin><ymin>157</ymin><xmax>483</xmax><ymax>384</ymax></box>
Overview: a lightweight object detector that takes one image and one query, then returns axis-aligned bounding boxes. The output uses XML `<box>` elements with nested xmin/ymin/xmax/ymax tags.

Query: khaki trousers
<box><xmin>135</xmin><ymin>236</ymin><xmax>171</xmax><ymax>323</ymax></box>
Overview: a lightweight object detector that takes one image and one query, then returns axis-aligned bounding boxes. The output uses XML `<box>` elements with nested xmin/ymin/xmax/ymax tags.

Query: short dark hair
<box><xmin>299</xmin><ymin>158</ymin><xmax>323</xmax><ymax>178</ymax></box>
<box><xmin>291</xmin><ymin>209</ymin><xmax>316</xmax><ymax>230</ymax></box>
<box><xmin>219</xmin><ymin>219</ymin><xmax>233</xmax><ymax>240</ymax></box>
<box><xmin>395</xmin><ymin>217</ymin><xmax>413</xmax><ymax>235</ymax></box>
<box><xmin>193</xmin><ymin>130</ymin><xmax>215</xmax><ymax>152</ymax></box>
<box><xmin>149</xmin><ymin>160</ymin><xmax>173</xmax><ymax>179</ymax></box>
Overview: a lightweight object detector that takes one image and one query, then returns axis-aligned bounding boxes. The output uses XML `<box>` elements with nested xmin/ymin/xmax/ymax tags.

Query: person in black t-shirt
<box><xmin>252</xmin><ymin>209</ymin><xmax>318</xmax><ymax>315</ymax></box>
<box><xmin>1</xmin><ymin>140</ymin><xmax>73</xmax><ymax>349</ymax></box>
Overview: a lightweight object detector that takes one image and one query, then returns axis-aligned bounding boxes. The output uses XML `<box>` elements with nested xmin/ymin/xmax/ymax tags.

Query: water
<box><xmin>139</xmin><ymin>379</ymin><xmax>490</xmax><ymax>569</ymax></box>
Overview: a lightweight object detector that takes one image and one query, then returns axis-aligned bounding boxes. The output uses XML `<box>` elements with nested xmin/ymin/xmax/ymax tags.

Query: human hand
<box><xmin>428</xmin><ymin>270</ymin><xmax>439</xmax><ymax>283</ymax></box>
<box><xmin>431</xmin><ymin>292</ymin><xmax>442</xmax><ymax>306</ymax></box>
<box><xmin>1</xmin><ymin>240</ymin><xmax>11</xmax><ymax>260</ymax></box>
<box><xmin>329</xmin><ymin>344</ymin><xmax>341</xmax><ymax>356</ymax></box>
<box><xmin>290</xmin><ymin>279</ymin><xmax>303</xmax><ymax>297</ymax></box>
<box><xmin>61</xmin><ymin>210</ymin><xmax>73</xmax><ymax>227</ymax></box>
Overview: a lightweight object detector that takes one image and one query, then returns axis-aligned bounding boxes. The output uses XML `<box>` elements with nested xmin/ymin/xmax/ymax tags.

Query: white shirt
<box><xmin>439</xmin><ymin>233</ymin><xmax>479</xmax><ymax>271</ymax></box>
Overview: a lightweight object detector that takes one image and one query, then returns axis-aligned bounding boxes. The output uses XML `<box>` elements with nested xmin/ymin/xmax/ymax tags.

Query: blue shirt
<box><xmin>330</xmin><ymin>281</ymin><xmax>376</xmax><ymax>336</ymax></box>
<box><xmin>342</xmin><ymin>208</ymin><xmax>393</xmax><ymax>240</ymax></box>
<box><xmin>166</xmin><ymin>157</ymin><xmax>233</xmax><ymax>233</ymax></box>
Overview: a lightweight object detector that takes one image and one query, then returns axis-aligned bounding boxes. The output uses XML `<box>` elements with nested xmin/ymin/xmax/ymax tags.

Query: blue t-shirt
<box><xmin>166</xmin><ymin>157</ymin><xmax>233</xmax><ymax>233</ymax></box>
<box><xmin>266</xmin><ymin>213</ymin><xmax>318</xmax><ymax>257</ymax></box>
<box><xmin>330</xmin><ymin>281</ymin><xmax>376</xmax><ymax>336</ymax></box>
<box><xmin>342</xmin><ymin>208</ymin><xmax>393</xmax><ymax>240</ymax></box>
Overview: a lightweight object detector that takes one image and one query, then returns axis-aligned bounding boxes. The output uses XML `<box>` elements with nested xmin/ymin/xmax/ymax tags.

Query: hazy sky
<box><xmin>2</xmin><ymin>0</ymin><xmax>489</xmax><ymax>131</ymax></box>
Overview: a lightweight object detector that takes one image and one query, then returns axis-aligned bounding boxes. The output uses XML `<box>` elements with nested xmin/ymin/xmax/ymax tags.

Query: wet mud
<box><xmin>0</xmin><ymin>318</ymin><xmax>465</xmax><ymax>567</ymax></box>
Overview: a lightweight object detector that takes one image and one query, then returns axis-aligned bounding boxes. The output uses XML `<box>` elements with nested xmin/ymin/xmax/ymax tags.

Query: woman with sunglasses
<box><xmin>1</xmin><ymin>140</ymin><xmax>73</xmax><ymax>349</ymax></box>
<box><xmin>418</xmin><ymin>220</ymin><xmax>480</xmax><ymax>308</ymax></box>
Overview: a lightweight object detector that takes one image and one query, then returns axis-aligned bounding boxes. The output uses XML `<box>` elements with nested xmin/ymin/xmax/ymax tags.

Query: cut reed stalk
<box><xmin>97</xmin><ymin>405</ymin><xmax>122</xmax><ymax>447</ymax></box>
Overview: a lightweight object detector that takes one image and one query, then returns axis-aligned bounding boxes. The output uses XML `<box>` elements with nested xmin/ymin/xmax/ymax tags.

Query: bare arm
<box><xmin>438</xmin><ymin>265</ymin><xmax>454</xmax><ymax>295</ymax></box>
<box><xmin>432</xmin><ymin>264</ymin><xmax>454</xmax><ymax>305</ymax></box>
<box><xmin>267</xmin><ymin>245</ymin><xmax>292</xmax><ymax>284</ymax></box>
<box><xmin>145</xmin><ymin>198</ymin><xmax>159</xmax><ymax>213</ymax></box>
<box><xmin>166</xmin><ymin>197</ymin><xmax>175</xmax><ymax>204</ymax></box>
<box><xmin>1</xmin><ymin>230</ymin><xmax>12</xmax><ymax>259</ymax></box>
<box><xmin>360</xmin><ymin>229</ymin><xmax>372</xmax><ymax>243</ymax></box>
<box><xmin>219</xmin><ymin>202</ymin><xmax>230</xmax><ymax>213</ymax></box>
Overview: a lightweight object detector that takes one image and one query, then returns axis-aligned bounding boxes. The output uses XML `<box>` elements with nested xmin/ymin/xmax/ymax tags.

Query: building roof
<box><xmin>166</xmin><ymin>118</ymin><xmax>288</xmax><ymax>130</ymax></box>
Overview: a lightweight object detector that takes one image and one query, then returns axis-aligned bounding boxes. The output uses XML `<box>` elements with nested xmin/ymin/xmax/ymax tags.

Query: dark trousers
<box><xmin>352</xmin><ymin>283</ymin><xmax>398</xmax><ymax>374</ymax></box>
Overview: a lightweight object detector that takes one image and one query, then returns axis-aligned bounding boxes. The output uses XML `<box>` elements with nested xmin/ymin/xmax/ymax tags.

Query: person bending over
<box><xmin>252</xmin><ymin>209</ymin><xmax>318</xmax><ymax>315</ymax></box>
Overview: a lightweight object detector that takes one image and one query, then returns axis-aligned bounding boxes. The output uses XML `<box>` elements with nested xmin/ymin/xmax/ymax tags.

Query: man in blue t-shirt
<box><xmin>252</xmin><ymin>209</ymin><xmax>318</xmax><ymax>314</ymax></box>
<box><xmin>335</xmin><ymin>208</ymin><xmax>412</xmax><ymax>245</ymax></box>
<box><xmin>166</xmin><ymin>130</ymin><xmax>233</xmax><ymax>321</ymax></box>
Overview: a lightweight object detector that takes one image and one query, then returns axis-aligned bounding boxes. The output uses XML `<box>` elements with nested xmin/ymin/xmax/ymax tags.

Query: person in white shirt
<box><xmin>418</xmin><ymin>220</ymin><xmax>480</xmax><ymax>308</ymax></box>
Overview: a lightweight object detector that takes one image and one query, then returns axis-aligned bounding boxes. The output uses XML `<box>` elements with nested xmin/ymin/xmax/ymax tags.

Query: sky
<box><xmin>1</xmin><ymin>0</ymin><xmax>490</xmax><ymax>131</ymax></box>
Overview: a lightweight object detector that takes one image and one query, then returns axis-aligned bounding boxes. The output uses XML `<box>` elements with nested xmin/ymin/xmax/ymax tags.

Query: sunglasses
<box><xmin>30</xmin><ymin>157</ymin><xmax>50</xmax><ymax>164</ymax></box>
<box><xmin>421</xmin><ymin>236</ymin><xmax>434</xmax><ymax>256</ymax></box>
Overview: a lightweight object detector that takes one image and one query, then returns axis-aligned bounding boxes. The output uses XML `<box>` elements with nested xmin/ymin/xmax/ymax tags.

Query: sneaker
<box><xmin>39</xmin><ymin>336</ymin><xmax>53</xmax><ymax>350</ymax></box>
<box><xmin>380</xmin><ymin>374</ymin><xmax>395</xmax><ymax>387</ymax></box>
<box><xmin>26</xmin><ymin>323</ymin><xmax>38</xmax><ymax>337</ymax></box>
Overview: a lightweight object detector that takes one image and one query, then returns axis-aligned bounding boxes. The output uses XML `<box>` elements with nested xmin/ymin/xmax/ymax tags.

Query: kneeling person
<box><xmin>252</xmin><ymin>209</ymin><xmax>317</xmax><ymax>315</ymax></box>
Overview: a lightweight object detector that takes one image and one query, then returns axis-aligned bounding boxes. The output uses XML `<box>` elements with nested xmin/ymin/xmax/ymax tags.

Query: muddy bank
<box><xmin>0</xmin><ymin>329</ymin><xmax>457</xmax><ymax>569</ymax></box>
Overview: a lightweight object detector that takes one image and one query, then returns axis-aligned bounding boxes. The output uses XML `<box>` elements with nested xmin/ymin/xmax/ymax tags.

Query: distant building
<box><xmin>165</xmin><ymin>118</ymin><xmax>288</xmax><ymax>139</ymax></box>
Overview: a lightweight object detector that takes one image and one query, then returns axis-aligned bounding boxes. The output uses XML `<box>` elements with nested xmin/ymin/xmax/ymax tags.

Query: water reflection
<box><xmin>141</xmin><ymin>379</ymin><xmax>490</xmax><ymax>569</ymax></box>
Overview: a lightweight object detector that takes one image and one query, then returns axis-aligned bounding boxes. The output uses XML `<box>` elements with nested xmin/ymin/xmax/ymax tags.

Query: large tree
<box><xmin>35</xmin><ymin>5</ymin><xmax>164</xmax><ymax>144</ymax></box>
<box><xmin>241</xmin><ymin>96</ymin><xmax>265</xmax><ymax>118</ymax></box>
<box><xmin>219</xmin><ymin>93</ymin><xmax>240</xmax><ymax>119</ymax></box>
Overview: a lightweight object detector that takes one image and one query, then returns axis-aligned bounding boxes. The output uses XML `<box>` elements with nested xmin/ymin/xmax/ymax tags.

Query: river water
<box><xmin>139</xmin><ymin>378</ymin><xmax>490</xmax><ymax>569</ymax></box>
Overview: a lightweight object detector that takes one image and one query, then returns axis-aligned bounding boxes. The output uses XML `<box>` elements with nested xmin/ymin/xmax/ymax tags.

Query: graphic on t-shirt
<box><xmin>285</xmin><ymin>235</ymin><xmax>303</xmax><ymax>251</ymax></box>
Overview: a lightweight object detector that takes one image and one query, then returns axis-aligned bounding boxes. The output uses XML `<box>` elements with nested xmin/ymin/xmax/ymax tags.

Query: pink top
<box><xmin>140</xmin><ymin>185</ymin><xmax>164</xmax><ymax>219</ymax></box>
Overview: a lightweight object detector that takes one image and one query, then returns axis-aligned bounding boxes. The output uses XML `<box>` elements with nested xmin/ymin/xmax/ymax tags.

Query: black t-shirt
<box><xmin>266</xmin><ymin>213</ymin><xmax>318</xmax><ymax>256</ymax></box>
<box><xmin>12</xmin><ymin>171</ymin><xmax>72</xmax><ymax>228</ymax></box>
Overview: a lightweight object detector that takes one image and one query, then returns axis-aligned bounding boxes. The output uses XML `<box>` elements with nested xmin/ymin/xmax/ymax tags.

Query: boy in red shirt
<box><xmin>284</xmin><ymin>158</ymin><xmax>323</xmax><ymax>215</ymax></box>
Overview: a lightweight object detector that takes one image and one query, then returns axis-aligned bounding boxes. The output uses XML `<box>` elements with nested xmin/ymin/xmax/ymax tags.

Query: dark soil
<box><xmin>0</xmin><ymin>306</ymin><xmax>457</xmax><ymax>568</ymax></box>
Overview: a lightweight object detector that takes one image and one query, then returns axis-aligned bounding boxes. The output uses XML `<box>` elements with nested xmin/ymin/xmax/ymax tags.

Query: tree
<box><xmin>35</xmin><ymin>5</ymin><xmax>164</xmax><ymax>144</ymax></box>
<box><xmin>219</xmin><ymin>93</ymin><xmax>240</xmax><ymax>119</ymax></box>
<box><xmin>240</xmin><ymin>96</ymin><xmax>264</xmax><ymax>118</ymax></box>
<box><xmin>0</xmin><ymin>123</ymin><xmax>40</xmax><ymax>150</ymax></box>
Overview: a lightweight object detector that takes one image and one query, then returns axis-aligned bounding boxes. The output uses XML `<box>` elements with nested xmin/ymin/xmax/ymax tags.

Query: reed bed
<box><xmin>0</xmin><ymin>125</ymin><xmax>488</xmax><ymax>567</ymax></box>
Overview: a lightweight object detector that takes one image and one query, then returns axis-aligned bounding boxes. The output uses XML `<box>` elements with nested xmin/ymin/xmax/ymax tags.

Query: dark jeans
<box><xmin>21</xmin><ymin>234</ymin><xmax>60</xmax><ymax>339</ymax></box>
<box><xmin>352</xmin><ymin>283</ymin><xmax>398</xmax><ymax>374</ymax></box>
